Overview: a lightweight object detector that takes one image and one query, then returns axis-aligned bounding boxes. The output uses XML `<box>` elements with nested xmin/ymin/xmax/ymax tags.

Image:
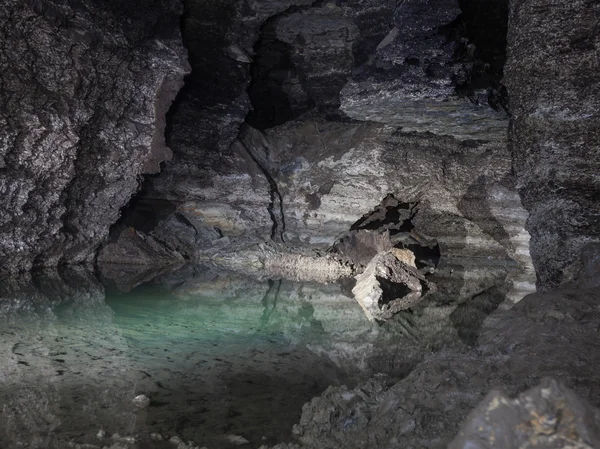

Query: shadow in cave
<box><xmin>457</xmin><ymin>174</ymin><xmax>513</xmax><ymax>255</ymax></box>
<box><xmin>246</xmin><ymin>12</ymin><xmax>315</xmax><ymax>130</ymax></box>
<box><xmin>450</xmin><ymin>286</ymin><xmax>506</xmax><ymax>346</ymax></box>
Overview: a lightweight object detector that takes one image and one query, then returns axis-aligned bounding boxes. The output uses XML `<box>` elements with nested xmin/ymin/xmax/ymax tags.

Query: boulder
<box><xmin>352</xmin><ymin>251</ymin><xmax>434</xmax><ymax>321</ymax></box>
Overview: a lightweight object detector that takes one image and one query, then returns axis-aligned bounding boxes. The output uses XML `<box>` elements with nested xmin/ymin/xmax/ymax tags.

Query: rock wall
<box><xmin>505</xmin><ymin>0</ymin><xmax>600</xmax><ymax>290</ymax></box>
<box><xmin>0</xmin><ymin>0</ymin><xmax>189</xmax><ymax>273</ymax></box>
<box><xmin>110</xmin><ymin>0</ymin><xmax>534</xmax><ymax>304</ymax></box>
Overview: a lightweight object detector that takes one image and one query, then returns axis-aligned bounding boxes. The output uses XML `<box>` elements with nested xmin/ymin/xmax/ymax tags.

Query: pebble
<box><xmin>132</xmin><ymin>394</ymin><xmax>150</xmax><ymax>408</ymax></box>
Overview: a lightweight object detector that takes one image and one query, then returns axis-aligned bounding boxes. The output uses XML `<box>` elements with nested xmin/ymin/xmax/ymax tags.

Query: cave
<box><xmin>1</xmin><ymin>0</ymin><xmax>599</xmax><ymax>448</ymax></box>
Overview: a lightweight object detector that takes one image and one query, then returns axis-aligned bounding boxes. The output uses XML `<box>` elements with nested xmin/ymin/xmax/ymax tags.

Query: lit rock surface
<box><xmin>449</xmin><ymin>378</ymin><xmax>600</xmax><ymax>449</ymax></box>
<box><xmin>352</xmin><ymin>252</ymin><xmax>433</xmax><ymax>321</ymax></box>
<box><xmin>505</xmin><ymin>0</ymin><xmax>600</xmax><ymax>290</ymax></box>
<box><xmin>339</xmin><ymin>0</ymin><xmax>509</xmax><ymax>140</ymax></box>
<box><xmin>0</xmin><ymin>0</ymin><xmax>189</xmax><ymax>273</ymax></box>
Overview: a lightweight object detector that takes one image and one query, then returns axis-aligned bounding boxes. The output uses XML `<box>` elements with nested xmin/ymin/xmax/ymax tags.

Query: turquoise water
<box><xmin>0</xmin><ymin>272</ymin><xmax>383</xmax><ymax>448</ymax></box>
<box><xmin>0</xmin><ymin>269</ymin><xmax>459</xmax><ymax>449</ymax></box>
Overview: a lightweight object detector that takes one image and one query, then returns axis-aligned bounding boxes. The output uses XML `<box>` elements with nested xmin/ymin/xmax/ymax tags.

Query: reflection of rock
<box><xmin>352</xmin><ymin>252</ymin><xmax>434</xmax><ymax>321</ymax></box>
<box><xmin>449</xmin><ymin>378</ymin><xmax>600</xmax><ymax>449</ymax></box>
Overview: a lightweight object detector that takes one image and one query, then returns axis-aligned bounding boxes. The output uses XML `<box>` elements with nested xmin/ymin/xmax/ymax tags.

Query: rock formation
<box><xmin>505</xmin><ymin>0</ymin><xmax>600</xmax><ymax>290</ymax></box>
<box><xmin>449</xmin><ymin>378</ymin><xmax>600</xmax><ymax>449</ymax></box>
<box><xmin>0</xmin><ymin>0</ymin><xmax>189</xmax><ymax>274</ymax></box>
<box><xmin>352</xmin><ymin>251</ymin><xmax>434</xmax><ymax>321</ymax></box>
<box><xmin>272</xmin><ymin>285</ymin><xmax>600</xmax><ymax>449</ymax></box>
<box><xmin>1</xmin><ymin>0</ymin><xmax>599</xmax><ymax>447</ymax></box>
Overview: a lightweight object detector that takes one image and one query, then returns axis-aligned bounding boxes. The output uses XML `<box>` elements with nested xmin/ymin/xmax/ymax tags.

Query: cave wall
<box><xmin>107</xmin><ymin>0</ymin><xmax>535</xmax><ymax>303</ymax></box>
<box><xmin>505</xmin><ymin>0</ymin><xmax>600</xmax><ymax>290</ymax></box>
<box><xmin>0</xmin><ymin>0</ymin><xmax>189</xmax><ymax>273</ymax></box>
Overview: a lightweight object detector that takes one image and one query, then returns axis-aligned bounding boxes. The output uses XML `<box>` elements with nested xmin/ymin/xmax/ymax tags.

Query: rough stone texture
<box><xmin>339</xmin><ymin>0</ymin><xmax>509</xmax><ymax>140</ymax></box>
<box><xmin>352</xmin><ymin>252</ymin><xmax>433</xmax><ymax>321</ymax></box>
<box><xmin>0</xmin><ymin>0</ymin><xmax>189</xmax><ymax>273</ymax></box>
<box><xmin>101</xmin><ymin>0</ymin><xmax>535</xmax><ymax>309</ymax></box>
<box><xmin>280</xmin><ymin>286</ymin><xmax>600</xmax><ymax>449</ymax></box>
<box><xmin>505</xmin><ymin>0</ymin><xmax>600</xmax><ymax>290</ymax></box>
<box><xmin>449</xmin><ymin>378</ymin><xmax>600</xmax><ymax>449</ymax></box>
<box><xmin>274</xmin><ymin>5</ymin><xmax>359</xmax><ymax>110</ymax></box>
<box><xmin>126</xmin><ymin>111</ymin><xmax>534</xmax><ymax>302</ymax></box>
<box><xmin>97</xmin><ymin>226</ymin><xmax>185</xmax><ymax>266</ymax></box>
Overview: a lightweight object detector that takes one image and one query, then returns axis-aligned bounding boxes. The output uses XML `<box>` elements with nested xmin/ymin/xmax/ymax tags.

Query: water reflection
<box><xmin>0</xmin><ymin>265</ymin><xmax>461</xmax><ymax>449</ymax></box>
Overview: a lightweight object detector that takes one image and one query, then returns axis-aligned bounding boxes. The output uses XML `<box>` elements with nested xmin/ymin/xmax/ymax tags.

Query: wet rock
<box><xmin>131</xmin><ymin>394</ymin><xmax>150</xmax><ymax>408</ymax></box>
<box><xmin>449</xmin><ymin>378</ymin><xmax>600</xmax><ymax>449</ymax></box>
<box><xmin>225</xmin><ymin>434</ymin><xmax>250</xmax><ymax>445</ymax></box>
<box><xmin>505</xmin><ymin>0</ymin><xmax>600</xmax><ymax>290</ymax></box>
<box><xmin>0</xmin><ymin>0</ymin><xmax>189</xmax><ymax>274</ymax></box>
<box><xmin>352</xmin><ymin>252</ymin><xmax>434</xmax><ymax>321</ymax></box>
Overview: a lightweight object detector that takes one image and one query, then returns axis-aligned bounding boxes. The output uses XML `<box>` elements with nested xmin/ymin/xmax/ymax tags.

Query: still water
<box><xmin>0</xmin><ymin>266</ymin><xmax>457</xmax><ymax>449</ymax></box>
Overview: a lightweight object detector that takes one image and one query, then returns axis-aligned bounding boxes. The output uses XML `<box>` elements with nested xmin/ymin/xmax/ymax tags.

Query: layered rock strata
<box><xmin>352</xmin><ymin>251</ymin><xmax>434</xmax><ymax>321</ymax></box>
<box><xmin>111</xmin><ymin>0</ymin><xmax>533</xmax><ymax>306</ymax></box>
<box><xmin>505</xmin><ymin>0</ymin><xmax>600</xmax><ymax>290</ymax></box>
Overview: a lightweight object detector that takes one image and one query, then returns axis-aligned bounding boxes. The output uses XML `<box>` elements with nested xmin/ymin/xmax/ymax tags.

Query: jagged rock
<box><xmin>339</xmin><ymin>0</ymin><xmax>508</xmax><ymax>140</ymax></box>
<box><xmin>352</xmin><ymin>252</ymin><xmax>433</xmax><ymax>321</ymax></box>
<box><xmin>449</xmin><ymin>378</ymin><xmax>600</xmax><ymax>449</ymax></box>
<box><xmin>331</xmin><ymin>230</ymin><xmax>395</xmax><ymax>269</ymax></box>
<box><xmin>131</xmin><ymin>394</ymin><xmax>150</xmax><ymax>409</ymax></box>
<box><xmin>0</xmin><ymin>0</ymin><xmax>189</xmax><ymax>274</ymax></box>
<box><xmin>282</xmin><ymin>286</ymin><xmax>600</xmax><ymax>449</ymax></box>
<box><xmin>505</xmin><ymin>0</ymin><xmax>600</xmax><ymax>290</ymax></box>
<box><xmin>274</xmin><ymin>5</ymin><xmax>359</xmax><ymax>109</ymax></box>
<box><xmin>390</xmin><ymin>248</ymin><xmax>417</xmax><ymax>268</ymax></box>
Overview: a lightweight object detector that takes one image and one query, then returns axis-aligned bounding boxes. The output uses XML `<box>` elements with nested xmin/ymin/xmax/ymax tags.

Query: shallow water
<box><xmin>0</xmin><ymin>267</ymin><xmax>465</xmax><ymax>449</ymax></box>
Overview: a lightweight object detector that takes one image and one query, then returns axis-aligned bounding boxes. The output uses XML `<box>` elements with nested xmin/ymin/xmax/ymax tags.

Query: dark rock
<box><xmin>0</xmin><ymin>0</ymin><xmax>189</xmax><ymax>273</ymax></box>
<box><xmin>577</xmin><ymin>243</ymin><xmax>600</xmax><ymax>288</ymax></box>
<box><xmin>352</xmin><ymin>252</ymin><xmax>434</xmax><ymax>321</ymax></box>
<box><xmin>340</xmin><ymin>0</ymin><xmax>508</xmax><ymax>140</ymax></box>
<box><xmin>331</xmin><ymin>230</ymin><xmax>394</xmax><ymax>269</ymax></box>
<box><xmin>283</xmin><ymin>286</ymin><xmax>600</xmax><ymax>449</ymax></box>
<box><xmin>449</xmin><ymin>378</ymin><xmax>600</xmax><ymax>449</ymax></box>
<box><xmin>274</xmin><ymin>5</ymin><xmax>359</xmax><ymax>110</ymax></box>
<box><xmin>505</xmin><ymin>0</ymin><xmax>600</xmax><ymax>290</ymax></box>
<box><xmin>97</xmin><ymin>226</ymin><xmax>185</xmax><ymax>266</ymax></box>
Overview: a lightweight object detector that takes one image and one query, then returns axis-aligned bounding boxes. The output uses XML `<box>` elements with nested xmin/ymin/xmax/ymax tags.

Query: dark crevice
<box><xmin>350</xmin><ymin>194</ymin><xmax>417</xmax><ymax>233</ymax></box>
<box><xmin>238</xmin><ymin>139</ymin><xmax>286</xmax><ymax>243</ymax></box>
<box><xmin>376</xmin><ymin>276</ymin><xmax>412</xmax><ymax>306</ymax></box>
<box><xmin>246</xmin><ymin>10</ymin><xmax>315</xmax><ymax>130</ymax></box>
